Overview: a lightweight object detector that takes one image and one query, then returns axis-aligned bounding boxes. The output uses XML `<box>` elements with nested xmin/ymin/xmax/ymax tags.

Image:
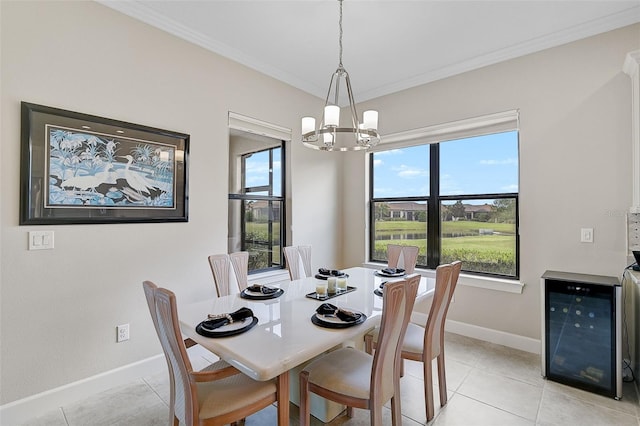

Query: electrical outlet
<box><xmin>580</xmin><ymin>228</ymin><xmax>593</xmax><ymax>243</ymax></box>
<box><xmin>117</xmin><ymin>324</ymin><xmax>129</xmax><ymax>342</ymax></box>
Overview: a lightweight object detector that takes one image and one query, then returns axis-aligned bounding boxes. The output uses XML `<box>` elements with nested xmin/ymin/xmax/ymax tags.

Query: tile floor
<box><xmin>20</xmin><ymin>333</ymin><xmax>640</xmax><ymax>426</ymax></box>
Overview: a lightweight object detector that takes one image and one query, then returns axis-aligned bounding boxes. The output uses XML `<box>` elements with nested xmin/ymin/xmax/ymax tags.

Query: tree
<box><xmin>493</xmin><ymin>199</ymin><xmax>516</xmax><ymax>223</ymax></box>
<box><xmin>450</xmin><ymin>201</ymin><xmax>466</xmax><ymax>220</ymax></box>
<box><xmin>374</xmin><ymin>203</ymin><xmax>389</xmax><ymax>221</ymax></box>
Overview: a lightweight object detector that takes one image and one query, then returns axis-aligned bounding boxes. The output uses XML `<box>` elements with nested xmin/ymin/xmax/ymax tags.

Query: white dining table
<box><xmin>178</xmin><ymin>266</ymin><xmax>435</xmax><ymax>424</ymax></box>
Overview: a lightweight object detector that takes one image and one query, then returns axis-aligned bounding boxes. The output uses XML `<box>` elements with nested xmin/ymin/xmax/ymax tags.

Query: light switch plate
<box><xmin>28</xmin><ymin>231</ymin><xmax>54</xmax><ymax>250</ymax></box>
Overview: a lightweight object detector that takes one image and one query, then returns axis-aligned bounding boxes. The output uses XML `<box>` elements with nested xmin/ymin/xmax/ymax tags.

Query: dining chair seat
<box><xmin>367</xmin><ymin>322</ymin><xmax>426</xmax><ymax>355</ymax></box>
<box><xmin>302</xmin><ymin>347</ymin><xmax>379</xmax><ymax>400</ymax></box>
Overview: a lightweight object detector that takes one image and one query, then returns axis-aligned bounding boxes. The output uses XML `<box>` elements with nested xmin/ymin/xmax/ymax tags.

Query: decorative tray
<box><xmin>196</xmin><ymin>316</ymin><xmax>258</xmax><ymax>338</ymax></box>
<box><xmin>305</xmin><ymin>286</ymin><xmax>356</xmax><ymax>301</ymax></box>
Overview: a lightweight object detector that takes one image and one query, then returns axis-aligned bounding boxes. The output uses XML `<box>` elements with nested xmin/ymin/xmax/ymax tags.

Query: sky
<box><xmin>373</xmin><ymin>131</ymin><xmax>518</xmax><ymax>200</ymax></box>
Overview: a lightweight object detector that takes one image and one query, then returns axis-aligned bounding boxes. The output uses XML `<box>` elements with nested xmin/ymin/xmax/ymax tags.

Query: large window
<box><xmin>370</xmin><ymin>116</ymin><xmax>519</xmax><ymax>278</ymax></box>
<box><xmin>228</xmin><ymin>113</ymin><xmax>288</xmax><ymax>274</ymax></box>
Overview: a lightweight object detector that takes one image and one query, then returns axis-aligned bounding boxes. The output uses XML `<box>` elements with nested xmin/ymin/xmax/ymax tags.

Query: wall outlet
<box><xmin>116</xmin><ymin>324</ymin><xmax>130</xmax><ymax>342</ymax></box>
<box><xmin>580</xmin><ymin>228</ymin><xmax>594</xmax><ymax>243</ymax></box>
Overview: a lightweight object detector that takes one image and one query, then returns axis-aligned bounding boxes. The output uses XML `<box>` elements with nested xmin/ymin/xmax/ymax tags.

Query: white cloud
<box><xmin>394</xmin><ymin>164</ymin><xmax>428</xmax><ymax>179</ymax></box>
<box><xmin>502</xmin><ymin>184</ymin><xmax>519</xmax><ymax>192</ymax></box>
<box><xmin>479</xmin><ymin>158</ymin><xmax>518</xmax><ymax>165</ymax></box>
<box><xmin>373</xmin><ymin>159</ymin><xmax>383</xmax><ymax>167</ymax></box>
<box><xmin>376</xmin><ymin>149</ymin><xmax>403</xmax><ymax>156</ymax></box>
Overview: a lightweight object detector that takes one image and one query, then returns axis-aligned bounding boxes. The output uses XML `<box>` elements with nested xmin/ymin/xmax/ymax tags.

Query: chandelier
<box><xmin>301</xmin><ymin>0</ymin><xmax>380</xmax><ymax>152</ymax></box>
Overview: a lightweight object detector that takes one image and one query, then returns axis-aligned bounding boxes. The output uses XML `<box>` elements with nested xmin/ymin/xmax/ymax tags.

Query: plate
<box><xmin>315</xmin><ymin>273</ymin><xmax>349</xmax><ymax>280</ymax></box>
<box><xmin>240</xmin><ymin>288</ymin><xmax>284</xmax><ymax>300</ymax></box>
<box><xmin>373</xmin><ymin>288</ymin><xmax>384</xmax><ymax>297</ymax></box>
<box><xmin>305</xmin><ymin>286</ymin><xmax>357</xmax><ymax>301</ymax></box>
<box><xmin>311</xmin><ymin>310</ymin><xmax>367</xmax><ymax>329</ymax></box>
<box><xmin>374</xmin><ymin>270</ymin><xmax>406</xmax><ymax>278</ymax></box>
<box><xmin>196</xmin><ymin>316</ymin><xmax>258</xmax><ymax>338</ymax></box>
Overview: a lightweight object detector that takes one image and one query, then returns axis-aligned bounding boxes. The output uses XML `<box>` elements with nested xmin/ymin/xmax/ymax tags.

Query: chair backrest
<box><xmin>424</xmin><ymin>263</ymin><xmax>455</xmax><ymax>360</ymax></box>
<box><xmin>370</xmin><ymin>274</ymin><xmax>421</xmax><ymax>406</ymax></box>
<box><xmin>283</xmin><ymin>245</ymin><xmax>312</xmax><ymax>280</ymax></box>
<box><xmin>230</xmin><ymin>251</ymin><xmax>249</xmax><ymax>291</ymax></box>
<box><xmin>297</xmin><ymin>245</ymin><xmax>312</xmax><ymax>277</ymax></box>
<box><xmin>208</xmin><ymin>254</ymin><xmax>233</xmax><ymax>296</ymax></box>
<box><xmin>144</xmin><ymin>282</ymin><xmax>196</xmax><ymax>425</ymax></box>
<box><xmin>386</xmin><ymin>244</ymin><xmax>419</xmax><ymax>274</ymax></box>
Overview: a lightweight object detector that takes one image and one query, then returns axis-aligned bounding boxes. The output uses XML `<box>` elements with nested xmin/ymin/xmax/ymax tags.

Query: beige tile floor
<box><xmin>20</xmin><ymin>333</ymin><xmax>640</xmax><ymax>426</ymax></box>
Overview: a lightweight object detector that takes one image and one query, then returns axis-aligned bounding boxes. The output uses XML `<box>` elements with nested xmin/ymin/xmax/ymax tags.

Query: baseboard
<box><xmin>446</xmin><ymin>319</ymin><xmax>541</xmax><ymax>354</ymax></box>
<box><xmin>0</xmin><ymin>354</ymin><xmax>166</xmax><ymax>425</ymax></box>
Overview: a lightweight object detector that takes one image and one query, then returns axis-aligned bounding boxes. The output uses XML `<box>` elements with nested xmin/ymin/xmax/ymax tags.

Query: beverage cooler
<box><xmin>541</xmin><ymin>270</ymin><xmax>622</xmax><ymax>399</ymax></box>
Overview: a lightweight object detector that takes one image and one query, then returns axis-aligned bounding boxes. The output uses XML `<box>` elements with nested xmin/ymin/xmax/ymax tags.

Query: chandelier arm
<box><xmin>342</xmin><ymin>69</ymin><xmax>360</xmax><ymax>130</ymax></box>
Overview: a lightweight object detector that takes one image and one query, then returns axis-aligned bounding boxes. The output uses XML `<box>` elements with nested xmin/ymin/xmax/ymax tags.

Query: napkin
<box><xmin>381</xmin><ymin>267</ymin><xmax>405</xmax><ymax>275</ymax></box>
<box><xmin>247</xmin><ymin>284</ymin><xmax>278</xmax><ymax>295</ymax></box>
<box><xmin>318</xmin><ymin>268</ymin><xmax>343</xmax><ymax>276</ymax></box>
<box><xmin>202</xmin><ymin>307</ymin><xmax>253</xmax><ymax>330</ymax></box>
<box><xmin>315</xmin><ymin>303</ymin><xmax>359</xmax><ymax>322</ymax></box>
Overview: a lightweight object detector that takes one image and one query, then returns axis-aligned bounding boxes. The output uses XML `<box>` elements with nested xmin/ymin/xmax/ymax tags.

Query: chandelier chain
<box><xmin>338</xmin><ymin>0</ymin><xmax>343</xmax><ymax>68</ymax></box>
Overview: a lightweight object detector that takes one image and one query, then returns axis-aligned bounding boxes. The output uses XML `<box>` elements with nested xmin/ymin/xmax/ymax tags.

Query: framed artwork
<box><xmin>20</xmin><ymin>102</ymin><xmax>189</xmax><ymax>225</ymax></box>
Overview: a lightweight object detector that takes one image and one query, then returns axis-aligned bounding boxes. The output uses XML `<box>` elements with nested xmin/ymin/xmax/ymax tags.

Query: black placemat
<box><xmin>305</xmin><ymin>286</ymin><xmax>356</xmax><ymax>301</ymax></box>
<box><xmin>196</xmin><ymin>316</ymin><xmax>258</xmax><ymax>338</ymax></box>
<box><xmin>240</xmin><ymin>288</ymin><xmax>284</xmax><ymax>300</ymax></box>
<box><xmin>311</xmin><ymin>311</ymin><xmax>367</xmax><ymax>329</ymax></box>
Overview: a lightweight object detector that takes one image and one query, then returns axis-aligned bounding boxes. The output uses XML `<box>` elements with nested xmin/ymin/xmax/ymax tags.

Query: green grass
<box><xmin>375</xmin><ymin>220</ymin><xmax>515</xmax><ymax>235</ymax></box>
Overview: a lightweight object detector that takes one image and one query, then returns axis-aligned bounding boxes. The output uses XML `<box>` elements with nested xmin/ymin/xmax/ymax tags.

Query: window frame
<box><xmin>228</xmin><ymin>112</ymin><xmax>290</xmax><ymax>275</ymax></box>
<box><xmin>368</xmin><ymin>111</ymin><xmax>520</xmax><ymax>279</ymax></box>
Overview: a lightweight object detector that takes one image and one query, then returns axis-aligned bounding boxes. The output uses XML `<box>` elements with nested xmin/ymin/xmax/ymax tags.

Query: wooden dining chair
<box><xmin>229</xmin><ymin>251</ymin><xmax>249</xmax><ymax>292</ymax></box>
<box><xmin>299</xmin><ymin>274</ymin><xmax>421</xmax><ymax>426</ymax></box>
<box><xmin>143</xmin><ymin>281</ymin><xmax>286</xmax><ymax>426</ymax></box>
<box><xmin>386</xmin><ymin>244</ymin><xmax>419</xmax><ymax>274</ymax></box>
<box><xmin>364</xmin><ymin>261</ymin><xmax>462</xmax><ymax>422</ymax></box>
<box><xmin>283</xmin><ymin>245</ymin><xmax>312</xmax><ymax>280</ymax></box>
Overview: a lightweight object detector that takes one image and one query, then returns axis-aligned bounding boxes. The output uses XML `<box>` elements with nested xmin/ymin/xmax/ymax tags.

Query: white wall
<box><xmin>343</xmin><ymin>23</ymin><xmax>640</xmax><ymax>340</ymax></box>
<box><xmin>0</xmin><ymin>1</ymin><xmax>343</xmax><ymax>405</ymax></box>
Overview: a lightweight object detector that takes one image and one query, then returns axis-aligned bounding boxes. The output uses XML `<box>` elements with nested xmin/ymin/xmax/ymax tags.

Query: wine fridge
<box><xmin>541</xmin><ymin>270</ymin><xmax>622</xmax><ymax>399</ymax></box>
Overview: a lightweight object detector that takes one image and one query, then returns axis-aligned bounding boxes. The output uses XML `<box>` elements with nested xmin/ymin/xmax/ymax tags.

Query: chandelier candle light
<box><xmin>301</xmin><ymin>0</ymin><xmax>381</xmax><ymax>151</ymax></box>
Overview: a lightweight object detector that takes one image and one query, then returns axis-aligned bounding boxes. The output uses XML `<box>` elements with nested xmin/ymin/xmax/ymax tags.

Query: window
<box><xmin>228</xmin><ymin>113</ymin><xmax>289</xmax><ymax>273</ymax></box>
<box><xmin>369</xmin><ymin>112</ymin><xmax>519</xmax><ymax>278</ymax></box>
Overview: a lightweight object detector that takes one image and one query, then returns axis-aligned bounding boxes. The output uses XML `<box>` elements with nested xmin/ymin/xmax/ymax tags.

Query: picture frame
<box><xmin>20</xmin><ymin>102</ymin><xmax>189</xmax><ymax>225</ymax></box>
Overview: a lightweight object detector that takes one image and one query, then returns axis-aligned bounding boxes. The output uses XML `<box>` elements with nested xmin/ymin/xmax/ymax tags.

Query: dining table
<box><xmin>178</xmin><ymin>266</ymin><xmax>436</xmax><ymax>425</ymax></box>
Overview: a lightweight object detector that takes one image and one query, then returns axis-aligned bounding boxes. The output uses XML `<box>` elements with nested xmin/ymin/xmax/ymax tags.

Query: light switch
<box><xmin>28</xmin><ymin>231</ymin><xmax>54</xmax><ymax>250</ymax></box>
<box><xmin>580</xmin><ymin>228</ymin><xmax>594</xmax><ymax>243</ymax></box>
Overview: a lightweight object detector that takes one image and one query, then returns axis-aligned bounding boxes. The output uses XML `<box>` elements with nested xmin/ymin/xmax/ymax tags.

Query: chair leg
<box><xmin>424</xmin><ymin>359</ymin><xmax>435</xmax><ymax>422</ymax></box>
<box><xmin>390</xmin><ymin>395</ymin><xmax>402</xmax><ymax>426</ymax></box>
<box><xmin>364</xmin><ymin>334</ymin><xmax>373</xmax><ymax>355</ymax></box>
<box><xmin>346</xmin><ymin>406</ymin><xmax>354</xmax><ymax>417</ymax></box>
<box><xmin>400</xmin><ymin>358</ymin><xmax>405</xmax><ymax>377</ymax></box>
<box><xmin>437</xmin><ymin>353</ymin><xmax>448</xmax><ymax>407</ymax></box>
<box><xmin>370</xmin><ymin>404</ymin><xmax>383</xmax><ymax>426</ymax></box>
<box><xmin>173</xmin><ymin>416</ymin><xmax>179</xmax><ymax>426</ymax></box>
<box><xmin>299</xmin><ymin>371</ymin><xmax>311</xmax><ymax>426</ymax></box>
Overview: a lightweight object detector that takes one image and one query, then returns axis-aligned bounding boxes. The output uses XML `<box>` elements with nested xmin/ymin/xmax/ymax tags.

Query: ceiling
<box><xmin>100</xmin><ymin>1</ymin><xmax>640</xmax><ymax>104</ymax></box>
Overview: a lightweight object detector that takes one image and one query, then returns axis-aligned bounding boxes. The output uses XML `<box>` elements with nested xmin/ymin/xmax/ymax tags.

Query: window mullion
<box><xmin>427</xmin><ymin>143</ymin><xmax>440</xmax><ymax>269</ymax></box>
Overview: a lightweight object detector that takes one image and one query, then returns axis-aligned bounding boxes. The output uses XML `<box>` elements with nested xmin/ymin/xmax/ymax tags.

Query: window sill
<box><xmin>361</xmin><ymin>262</ymin><xmax>524</xmax><ymax>294</ymax></box>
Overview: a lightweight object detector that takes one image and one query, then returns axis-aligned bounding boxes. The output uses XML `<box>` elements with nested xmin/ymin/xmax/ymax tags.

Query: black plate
<box><xmin>240</xmin><ymin>288</ymin><xmax>284</xmax><ymax>300</ymax></box>
<box><xmin>196</xmin><ymin>316</ymin><xmax>258</xmax><ymax>338</ymax></box>
<box><xmin>315</xmin><ymin>273</ymin><xmax>349</xmax><ymax>280</ymax></box>
<box><xmin>374</xmin><ymin>270</ymin><xmax>406</xmax><ymax>278</ymax></box>
<box><xmin>311</xmin><ymin>311</ymin><xmax>367</xmax><ymax>329</ymax></box>
<box><xmin>305</xmin><ymin>286</ymin><xmax>356</xmax><ymax>301</ymax></box>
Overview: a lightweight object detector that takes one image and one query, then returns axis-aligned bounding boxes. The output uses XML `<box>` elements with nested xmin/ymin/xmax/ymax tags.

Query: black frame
<box><xmin>20</xmin><ymin>102</ymin><xmax>189</xmax><ymax>225</ymax></box>
<box><xmin>369</xmin><ymin>138</ymin><xmax>519</xmax><ymax>279</ymax></box>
